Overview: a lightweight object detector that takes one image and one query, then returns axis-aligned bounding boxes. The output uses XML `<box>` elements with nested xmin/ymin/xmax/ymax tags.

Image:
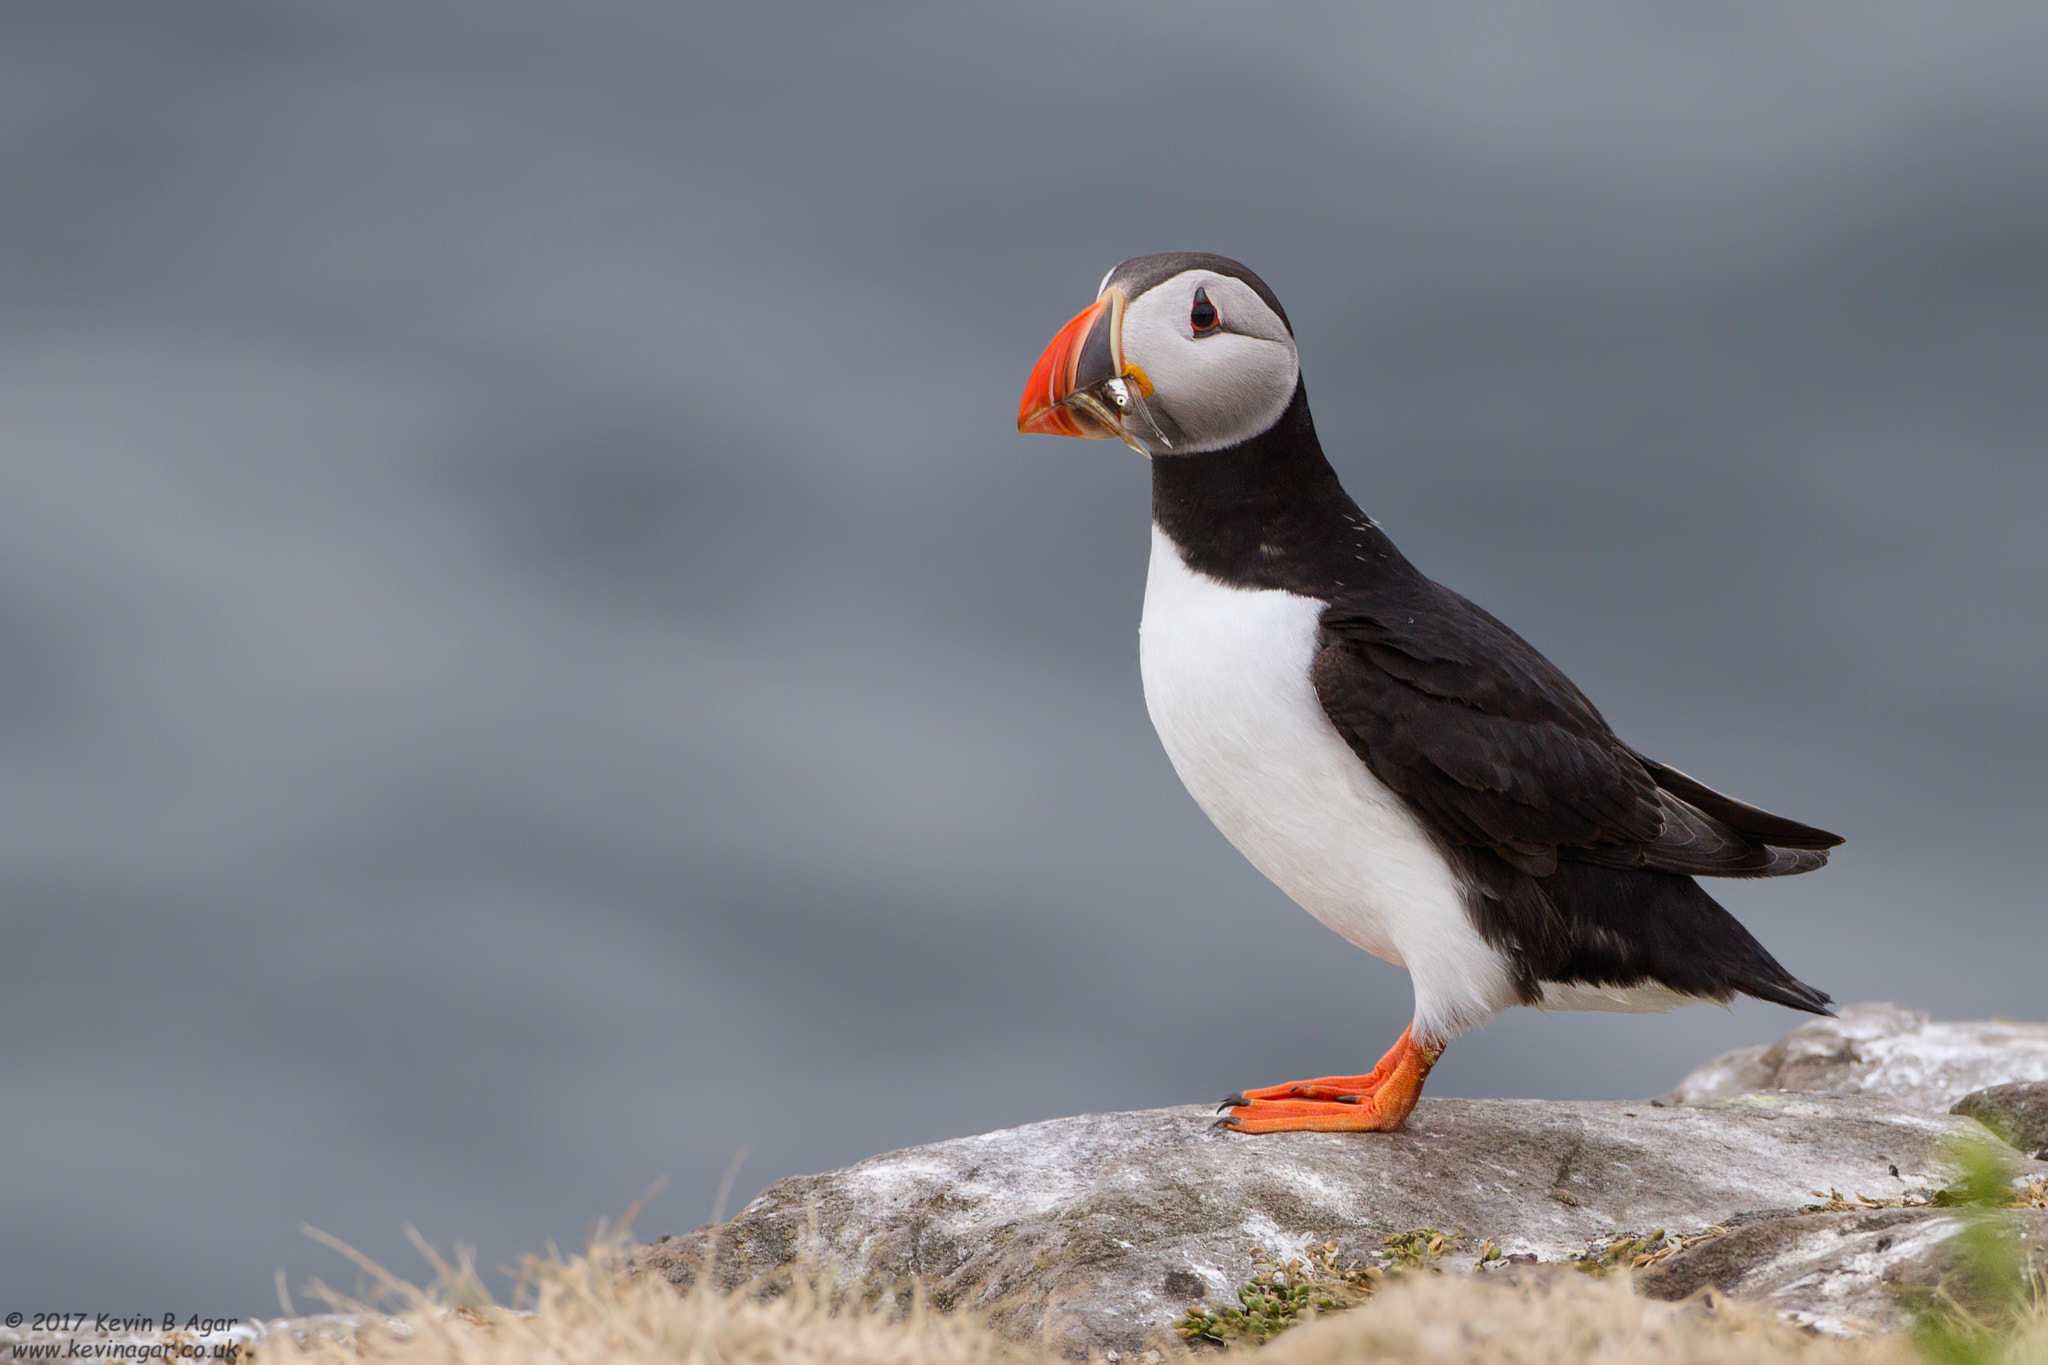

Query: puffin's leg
<box><xmin>1218</xmin><ymin>1025</ymin><xmax>1442</xmax><ymax>1134</ymax></box>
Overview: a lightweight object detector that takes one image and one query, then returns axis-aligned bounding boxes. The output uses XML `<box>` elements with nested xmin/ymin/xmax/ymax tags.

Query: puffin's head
<box><xmin>1017</xmin><ymin>253</ymin><xmax>1298</xmax><ymax>456</ymax></box>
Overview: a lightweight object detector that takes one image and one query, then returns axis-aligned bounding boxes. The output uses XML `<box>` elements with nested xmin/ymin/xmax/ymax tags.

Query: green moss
<box><xmin>1175</xmin><ymin>1233</ymin><xmax>1467</xmax><ymax>1347</ymax></box>
<box><xmin>1174</xmin><ymin>1243</ymin><xmax>1377</xmax><ymax>1347</ymax></box>
<box><xmin>1378</xmin><ymin>1229</ymin><xmax>1451</xmax><ymax>1269</ymax></box>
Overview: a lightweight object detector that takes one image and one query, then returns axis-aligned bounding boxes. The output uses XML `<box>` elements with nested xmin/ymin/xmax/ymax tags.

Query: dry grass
<box><xmin>264</xmin><ymin>1224</ymin><xmax>1036</xmax><ymax>1365</ymax></box>
<box><xmin>1262</xmin><ymin>1270</ymin><xmax>1914</xmax><ymax>1365</ymax></box>
<box><xmin>246</xmin><ymin>1223</ymin><xmax>2048</xmax><ymax>1365</ymax></box>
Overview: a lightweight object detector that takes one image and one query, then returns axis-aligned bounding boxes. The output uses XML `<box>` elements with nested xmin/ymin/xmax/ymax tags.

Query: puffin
<box><xmin>1016</xmin><ymin>252</ymin><xmax>1841</xmax><ymax>1135</ymax></box>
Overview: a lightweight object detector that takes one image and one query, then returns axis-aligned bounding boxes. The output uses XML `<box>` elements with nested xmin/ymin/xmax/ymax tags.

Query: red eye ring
<box><xmin>1190</xmin><ymin>286</ymin><xmax>1220</xmax><ymax>336</ymax></box>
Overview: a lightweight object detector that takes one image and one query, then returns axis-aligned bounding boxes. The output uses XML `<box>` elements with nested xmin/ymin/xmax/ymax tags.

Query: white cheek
<box><xmin>1171</xmin><ymin>335</ymin><xmax>1294</xmax><ymax>448</ymax></box>
<box><xmin>1121</xmin><ymin>291</ymin><xmax>1298</xmax><ymax>453</ymax></box>
<box><xmin>1137</xmin><ymin>333</ymin><xmax>1297</xmax><ymax>453</ymax></box>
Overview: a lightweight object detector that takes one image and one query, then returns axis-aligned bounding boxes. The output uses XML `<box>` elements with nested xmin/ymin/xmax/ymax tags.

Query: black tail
<box><xmin>1534</xmin><ymin>862</ymin><xmax>1833</xmax><ymax>1015</ymax></box>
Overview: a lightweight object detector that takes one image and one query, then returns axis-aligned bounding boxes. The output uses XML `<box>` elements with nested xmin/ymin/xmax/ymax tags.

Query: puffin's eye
<box><xmin>1190</xmin><ymin>287</ymin><xmax>1220</xmax><ymax>336</ymax></box>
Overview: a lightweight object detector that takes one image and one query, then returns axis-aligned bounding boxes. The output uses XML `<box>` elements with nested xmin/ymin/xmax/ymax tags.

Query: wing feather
<box><xmin>1313</xmin><ymin>584</ymin><xmax>1837</xmax><ymax>878</ymax></box>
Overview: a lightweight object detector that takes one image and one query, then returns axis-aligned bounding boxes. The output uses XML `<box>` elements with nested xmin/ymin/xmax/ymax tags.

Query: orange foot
<box><xmin>1218</xmin><ymin>1024</ymin><xmax>1443</xmax><ymax>1133</ymax></box>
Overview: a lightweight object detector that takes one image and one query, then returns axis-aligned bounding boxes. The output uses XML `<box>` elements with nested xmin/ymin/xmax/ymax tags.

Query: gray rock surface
<box><xmin>1953</xmin><ymin>1081</ymin><xmax>2048</xmax><ymax>1157</ymax></box>
<box><xmin>1638</xmin><ymin>1205</ymin><xmax>2048</xmax><ymax>1335</ymax></box>
<box><xmin>641</xmin><ymin>1094</ymin><xmax>1981</xmax><ymax>1353</ymax></box>
<box><xmin>1666</xmin><ymin>1002</ymin><xmax>2048</xmax><ymax>1110</ymax></box>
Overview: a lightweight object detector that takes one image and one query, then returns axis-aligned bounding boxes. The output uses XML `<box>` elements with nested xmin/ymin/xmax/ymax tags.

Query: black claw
<box><xmin>1212</xmin><ymin>1115</ymin><xmax>1242</xmax><ymax>1132</ymax></box>
<box><xmin>1336</xmin><ymin>1094</ymin><xmax>1361</xmax><ymax>1104</ymax></box>
<box><xmin>1217</xmin><ymin>1093</ymin><xmax>1249</xmax><ymax>1112</ymax></box>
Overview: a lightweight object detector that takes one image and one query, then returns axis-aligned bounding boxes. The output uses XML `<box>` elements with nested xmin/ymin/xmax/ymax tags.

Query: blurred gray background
<box><xmin>3</xmin><ymin>2</ymin><xmax>2043</xmax><ymax>1314</ymax></box>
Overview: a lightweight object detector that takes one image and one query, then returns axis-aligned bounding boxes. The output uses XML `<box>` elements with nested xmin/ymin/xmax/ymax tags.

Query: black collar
<box><xmin>1149</xmin><ymin>381</ymin><xmax>1418</xmax><ymax>599</ymax></box>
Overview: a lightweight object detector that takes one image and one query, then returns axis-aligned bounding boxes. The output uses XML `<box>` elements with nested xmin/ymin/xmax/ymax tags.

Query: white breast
<box><xmin>1138</xmin><ymin>525</ymin><xmax>1518</xmax><ymax>1041</ymax></box>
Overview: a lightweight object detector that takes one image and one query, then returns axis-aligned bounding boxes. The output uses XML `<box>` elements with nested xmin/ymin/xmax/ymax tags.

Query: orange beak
<box><xmin>1017</xmin><ymin>290</ymin><xmax>1124</xmax><ymax>438</ymax></box>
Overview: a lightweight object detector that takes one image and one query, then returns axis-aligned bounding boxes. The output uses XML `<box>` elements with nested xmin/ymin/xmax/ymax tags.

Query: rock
<box><xmin>1637</xmin><ymin>1206</ymin><xmax>2048</xmax><ymax>1335</ymax></box>
<box><xmin>1664</xmin><ymin>1002</ymin><xmax>2048</xmax><ymax>1110</ymax></box>
<box><xmin>1953</xmin><ymin>1081</ymin><xmax>2048</xmax><ymax>1156</ymax></box>
<box><xmin>640</xmin><ymin>1094</ymin><xmax>1981</xmax><ymax>1354</ymax></box>
<box><xmin>641</xmin><ymin>1006</ymin><xmax>2048</xmax><ymax>1352</ymax></box>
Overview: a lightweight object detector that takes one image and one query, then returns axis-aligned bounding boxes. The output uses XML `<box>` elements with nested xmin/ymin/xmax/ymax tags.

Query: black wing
<box><xmin>1311</xmin><ymin>579</ymin><xmax>1842</xmax><ymax>879</ymax></box>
